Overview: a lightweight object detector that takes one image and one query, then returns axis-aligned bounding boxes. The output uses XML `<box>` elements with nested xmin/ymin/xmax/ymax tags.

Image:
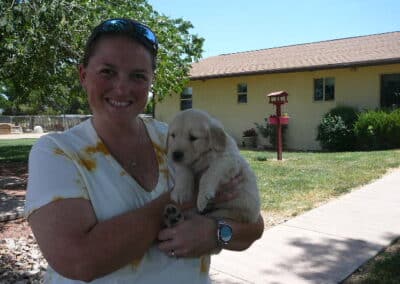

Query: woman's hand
<box><xmin>215</xmin><ymin>171</ymin><xmax>243</xmax><ymax>202</ymax></box>
<box><xmin>158</xmin><ymin>214</ymin><xmax>217</xmax><ymax>258</ymax></box>
<box><xmin>177</xmin><ymin>172</ymin><xmax>243</xmax><ymax>212</ymax></box>
<box><xmin>199</xmin><ymin>172</ymin><xmax>243</xmax><ymax>214</ymax></box>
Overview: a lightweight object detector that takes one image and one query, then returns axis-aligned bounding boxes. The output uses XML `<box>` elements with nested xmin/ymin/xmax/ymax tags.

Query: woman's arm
<box><xmin>221</xmin><ymin>214</ymin><xmax>264</xmax><ymax>251</ymax></box>
<box><xmin>158</xmin><ymin>172</ymin><xmax>264</xmax><ymax>257</ymax></box>
<box><xmin>157</xmin><ymin>213</ymin><xmax>264</xmax><ymax>257</ymax></box>
<box><xmin>28</xmin><ymin>192</ymin><xmax>172</xmax><ymax>282</ymax></box>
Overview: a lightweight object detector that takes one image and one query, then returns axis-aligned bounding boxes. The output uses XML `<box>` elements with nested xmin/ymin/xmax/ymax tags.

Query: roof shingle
<box><xmin>190</xmin><ymin>31</ymin><xmax>400</xmax><ymax>80</ymax></box>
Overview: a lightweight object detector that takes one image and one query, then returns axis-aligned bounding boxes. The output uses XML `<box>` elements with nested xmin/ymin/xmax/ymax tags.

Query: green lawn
<box><xmin>242</xmin><ymin>149</ymin><xmax>400</xmax><ymax>217</ymax></box>
<box><xmin>0</xmin><ymin>139</ymin><xmax>37</xmax><ymax>163</ymax></box>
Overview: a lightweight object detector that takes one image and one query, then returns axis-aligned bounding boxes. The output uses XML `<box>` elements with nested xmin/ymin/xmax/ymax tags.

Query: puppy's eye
<box><xmin>189</xmin><ymin>135</ymin><xmax>198</xmax><ymax>142</ymax></box>
<box><xmin>170</xmin><ymin>133</ymin><xmax>175</xmax><ymax>138</ymax></box>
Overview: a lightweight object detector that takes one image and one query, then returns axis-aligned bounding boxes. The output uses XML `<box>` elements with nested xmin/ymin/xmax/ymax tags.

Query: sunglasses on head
<box><xmin>93</xmin><ymin>18</ymin><xmax>158</xmax><ymax>55</ymax></box>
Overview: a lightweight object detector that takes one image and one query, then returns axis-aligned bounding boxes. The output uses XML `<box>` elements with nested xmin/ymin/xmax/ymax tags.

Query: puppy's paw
<box><xmin>171</xmin><ymin>187</ymin><xmax>193</xmax><ymax>204</ymax></box>
<box><xmin>163</xmin><ymin>204</ymin><xmax>184</xmax><ymax>227</ymax></box>
<box><xmin>196</xmin><ymin>192</ymin><xmax>215</xmax><ymax>213</ymax></box>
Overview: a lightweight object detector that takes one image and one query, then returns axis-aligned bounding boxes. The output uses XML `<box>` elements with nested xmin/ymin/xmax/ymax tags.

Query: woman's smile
<box><xmin>106</xmin><ymin>98</ymin><xmax>133</xmax><ymax>108</ymax></box>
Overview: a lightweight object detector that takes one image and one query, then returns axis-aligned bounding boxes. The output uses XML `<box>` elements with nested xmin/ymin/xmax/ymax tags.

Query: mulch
<box><xmin>0</xmin><ymin>162</ymin><xmax>47</xmax><ymax>283</ymax></box>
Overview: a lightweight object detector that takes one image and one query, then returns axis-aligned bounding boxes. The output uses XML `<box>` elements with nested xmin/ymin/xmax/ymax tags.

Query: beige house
<box><xmin>155</xmin><ymin>32</ymin><xmax>400</xmax><ymax>150</ymax></box>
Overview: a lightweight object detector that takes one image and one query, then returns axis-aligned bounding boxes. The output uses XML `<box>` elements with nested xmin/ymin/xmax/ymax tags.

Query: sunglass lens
<box><xmin>100</xmin><ymin>19</ymin><xmax>158</xmax><ymax>53</ymax></box>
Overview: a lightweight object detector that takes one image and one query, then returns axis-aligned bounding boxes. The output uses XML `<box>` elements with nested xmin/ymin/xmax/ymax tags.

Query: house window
<box><xmin>237</xmin><ymin>83</ymin><xmax>247</xmax><ymax>103</ymax></box>
<box><xmin>314</xmin><ymin>78</ymin><xmax>335</xmax><ymax>101</ymax></box>
<box><xmin>381</xmin><ymin>74</ymin><xmax>400</xmax><ymax>109</ymax></box>
<box><xmin>180</xmin><ymin>87</ymin><xmax>192</xmax><ymax>110</ymax></box>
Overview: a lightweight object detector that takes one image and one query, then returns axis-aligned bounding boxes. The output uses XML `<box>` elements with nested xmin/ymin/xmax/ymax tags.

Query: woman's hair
<box><xmin>82</xmin><ymin>18</ymin><xmax>158</xmax><ymax>70</ymax></box>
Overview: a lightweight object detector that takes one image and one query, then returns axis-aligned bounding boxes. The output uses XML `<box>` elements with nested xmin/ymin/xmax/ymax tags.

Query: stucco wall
<box><xmin>155</xmin><ymin>63</ymin><xmax>400</xmax><ymax>150</ymax></box>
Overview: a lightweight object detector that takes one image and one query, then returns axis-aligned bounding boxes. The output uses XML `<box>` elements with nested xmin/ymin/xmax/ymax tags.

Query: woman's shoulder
<box><xmin>140</xmin><ymin>115</ymin><xmax>168</xmax><ymax>134</ymax></box>
<box><xmin>33</xmin><ymin>119</ymin><xmax>94</xmax><ymax>152</ymax></box>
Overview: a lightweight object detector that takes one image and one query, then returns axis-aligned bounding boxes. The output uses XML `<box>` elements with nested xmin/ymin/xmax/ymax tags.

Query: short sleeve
<box><xmin>24</xmin><ymin>135</ymin><xmax>89</xmax><ymax>218</ymax></box>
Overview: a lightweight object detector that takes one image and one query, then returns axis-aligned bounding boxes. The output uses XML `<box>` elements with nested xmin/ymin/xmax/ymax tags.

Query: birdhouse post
<box><xmin>266</xmin><ymin>91</ymin><xmax>289</xmax><ymax>160</ymax></box>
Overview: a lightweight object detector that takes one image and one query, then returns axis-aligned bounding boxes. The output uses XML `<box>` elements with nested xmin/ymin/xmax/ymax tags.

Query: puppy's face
<box><xmin>167</xmin><ymin>110</ymin><xmax>226</xmax><ymax>167</ymax></box>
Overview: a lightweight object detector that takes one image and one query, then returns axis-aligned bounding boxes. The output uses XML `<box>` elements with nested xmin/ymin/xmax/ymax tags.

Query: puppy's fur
<box><xmin>166</xmin><ymin>109</ymin><xmax>260</xmax><ymax>224</ymax></box>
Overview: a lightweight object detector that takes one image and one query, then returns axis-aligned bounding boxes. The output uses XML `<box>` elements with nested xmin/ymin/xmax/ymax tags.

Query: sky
<box><xmin>147</xmin><ymin>0</ymin><xmax>400</xmax><ymax>58</ymax></box>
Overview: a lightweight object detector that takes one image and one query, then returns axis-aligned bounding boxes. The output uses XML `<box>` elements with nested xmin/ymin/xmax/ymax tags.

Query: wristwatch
<box><xmin>216</xmin><ymin>219</ymin><xmax>233</xmax><ymax>247</ymax></box>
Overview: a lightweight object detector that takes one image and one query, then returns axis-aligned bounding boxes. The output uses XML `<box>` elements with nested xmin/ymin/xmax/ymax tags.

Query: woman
<box><xmin>25</xmin><ymin>18</ymin><xmax>264</xmax><ymax>283</ymax></box>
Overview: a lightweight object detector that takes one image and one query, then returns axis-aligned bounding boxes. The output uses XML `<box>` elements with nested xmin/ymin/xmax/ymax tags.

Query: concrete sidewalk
<box><xmin>0</xmin><ymin>133</ymin><xmax>45</xmax><ymax>139</ymax></box>
<box><xmin>210</xmin><ymin>168</ymin><xmax>400</xmax><ymax>284</ymax></box>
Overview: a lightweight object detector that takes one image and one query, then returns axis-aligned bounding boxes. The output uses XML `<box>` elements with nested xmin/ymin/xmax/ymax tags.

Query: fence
<box><xmin>0</xmin><ymin>115</ymin><xmax>92</xmax><ymax>132</ymax></box>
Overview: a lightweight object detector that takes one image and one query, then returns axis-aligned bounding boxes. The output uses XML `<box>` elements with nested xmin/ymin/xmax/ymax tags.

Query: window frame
<box><xmin>314</xmin><ymin>77</ymin><xmax>335</xmax><ymax>102</ymax></box>
<box><xmin>237</xmin><ymin>83</ymin><xmax>248</xmax><ymax>104</ymax></box>
<box><xmin>180</xmin><ymin>87</ymin><xmax>193</xmax><ymax>110</ymax></box>
<box><xmin>381</xmin><ymin>73</ymin><xmax>400</xmax><ymax>109</ymax></box>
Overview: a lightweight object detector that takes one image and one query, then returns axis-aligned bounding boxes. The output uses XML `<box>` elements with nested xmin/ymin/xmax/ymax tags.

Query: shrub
<box><xmin>316</xmin><ymin>106</ymin><xmax>359</xmax><ymax>151</ymax></box>
<box><xmin>243</xmin><ymin>128</ymin><xmax>257</xmax><ymax>137</ymax></box>
<box><xmin>255</xmin><ymin>155</ymin><xmax>267</xmax><ymax>161</ymax></box>
<box><xmin>354</xmin><ymin>109</ymin><xmax>400</xmax><ymax>150</ymax></box>
<box><xmin>254</xmin><ymin>118</ymin><xmax>270</xmax><ymax>139</ymax></box>
<box><xmin>255</xmin><ymin>118</ymin><xmax>287</xmax><ymax>148</ymax></box>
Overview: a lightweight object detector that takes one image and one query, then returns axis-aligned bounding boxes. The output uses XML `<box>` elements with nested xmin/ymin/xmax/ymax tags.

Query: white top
<box><xmin>25</xmin><ymin>117</ymin><xmax>211</xmax><ymax>284</ymax></box>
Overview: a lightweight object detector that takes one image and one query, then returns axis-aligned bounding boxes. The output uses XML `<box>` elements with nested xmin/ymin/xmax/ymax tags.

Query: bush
<box><xmin>354</xmin><ymin>109</ymin><xmax>400</xmax><ymax>150</ymax></box>
<box><xmin>254</xmin><ymin>118</ymin><xmax>270</xmax><ymax>139</ymax></box>
<box><xmin>316</xmin><ymin>106</ymin><xmax>359</xmax><ymax>151</ymax></box>
<box><xmin>255</xmin><ymin>118</ymin><xmax>287</xmax><ymax>148</ymax></box>
<box><xmin>243</xmin><ymin>128</ymin><xmax>257</xmax><ymax>137</ymax></box>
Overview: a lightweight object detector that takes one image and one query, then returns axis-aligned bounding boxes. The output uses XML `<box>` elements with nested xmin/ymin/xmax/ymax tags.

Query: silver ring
<box><xmin>169</xmin><ymin>250</ymin><xmax>175</xmax><ymax>257</ymax></box>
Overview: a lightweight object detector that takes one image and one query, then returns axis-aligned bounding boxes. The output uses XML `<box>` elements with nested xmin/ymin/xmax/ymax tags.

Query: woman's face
<box><xmin>79</xmin><ymin>36</ymin><xmax>154</xmax><ymax>125</ymax></box>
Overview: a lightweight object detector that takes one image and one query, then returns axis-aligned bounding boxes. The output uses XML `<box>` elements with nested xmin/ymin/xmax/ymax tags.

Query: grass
<box><xmin>0</xmin><ymin>139</ymin><xmax>37</xmax><ymax>163</ymax></box>
<box><xmin>242</xmin><ymin>149</ymin><xmax>400</xmax><ymax>217</ymax></box>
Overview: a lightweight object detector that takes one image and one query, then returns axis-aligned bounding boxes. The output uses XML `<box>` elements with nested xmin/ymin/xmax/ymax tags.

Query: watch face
<box><xmin>220</xmin><ymin>224</ymin><xmax>233</xmax><ymax>242</ymax></box>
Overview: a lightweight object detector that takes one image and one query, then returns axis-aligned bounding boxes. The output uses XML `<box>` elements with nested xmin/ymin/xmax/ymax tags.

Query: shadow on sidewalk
<box><xmin>262</xmin><ymin>233</ymin><xmax>399</xmax><ymax>283</ymax></box>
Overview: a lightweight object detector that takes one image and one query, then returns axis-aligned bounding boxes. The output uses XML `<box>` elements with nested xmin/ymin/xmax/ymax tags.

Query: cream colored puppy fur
<box><xmin>167</xmin><ymin>109</ymin><xmax>260</xmax><ymax>223</ymax></box>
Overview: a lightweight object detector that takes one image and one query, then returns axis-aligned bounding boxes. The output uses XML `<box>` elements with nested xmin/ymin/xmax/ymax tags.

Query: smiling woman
<box><xmin>23</xmin><ymin>17</ymin><xmax>264</xmax><ymax>283</ymax></box>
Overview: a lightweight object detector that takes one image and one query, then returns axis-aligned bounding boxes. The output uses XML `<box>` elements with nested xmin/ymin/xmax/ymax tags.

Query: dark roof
<box><xmin>190</xmin><ymin>31</ymin><xmax>400</xmax><ymax>80</ymax></box>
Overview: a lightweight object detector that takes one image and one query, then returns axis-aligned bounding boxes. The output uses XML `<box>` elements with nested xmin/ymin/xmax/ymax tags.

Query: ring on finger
<box><xmin>169</xmin><ymin>250</ymin><xmax>175</xmax><ymax>257</ymax></box>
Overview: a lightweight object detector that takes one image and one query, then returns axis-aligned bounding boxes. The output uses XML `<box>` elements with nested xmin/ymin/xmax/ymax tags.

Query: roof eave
<box><xmin>189</xmin><ymin>58</ymin><xmax>400</xmax><ymax>81</ymax></box>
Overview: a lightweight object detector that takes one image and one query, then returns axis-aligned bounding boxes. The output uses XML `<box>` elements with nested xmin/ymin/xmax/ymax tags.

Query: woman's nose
<box><xmin>114</xmin><ymin>76</ymin><xmax>131</xmax><ymax>94</ymax></box>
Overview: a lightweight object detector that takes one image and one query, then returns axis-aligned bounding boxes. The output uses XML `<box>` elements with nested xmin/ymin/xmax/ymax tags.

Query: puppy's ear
<box><xmin>209</xmin><ymin>121</ymin><xmax>226</xmax><ymax>152</ymax></box>
<box><xmin>166</xmin><ymin>129</ymin><xmax>171</xmax><ymax>153</ymax></box>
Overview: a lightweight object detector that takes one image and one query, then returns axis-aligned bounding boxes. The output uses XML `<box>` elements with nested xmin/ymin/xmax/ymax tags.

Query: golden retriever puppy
<box><xmin>165</xmin><ymin>109</ymin><xmax>260</xmax><ymax>225</ymax></box>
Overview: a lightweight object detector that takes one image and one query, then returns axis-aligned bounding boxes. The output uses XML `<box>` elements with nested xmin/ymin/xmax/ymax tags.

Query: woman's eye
<box><xmin>170</xmin><ymin>133</ymin><xmax>175</xmax><ymax>138</ymax></box>
<box><xmin>189</xmin><ymin>135</ymin><xmax>198</xmax><ymax>142</ymax></box>
<box><xmin>99</xmin><ymin>69</ymin><xmax>114</xmax><ymax>76</ymax></box>
<box><xmin>131</xmin><ymin>73</ymin><xmax>147</xmax><ymax>81</ymax></box>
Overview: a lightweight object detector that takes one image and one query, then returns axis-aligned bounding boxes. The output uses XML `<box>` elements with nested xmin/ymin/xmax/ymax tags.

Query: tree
<box><xmin>0</xmin><ymin>0</ymin><xmax>204</xmax><ymax>114</ymax></box>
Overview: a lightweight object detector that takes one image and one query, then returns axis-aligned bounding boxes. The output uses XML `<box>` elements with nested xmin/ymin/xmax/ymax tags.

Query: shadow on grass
<box><xmin>0</xmin><ymin>144</ymin><xmax>32</xmax><ymax>163</ymax></box>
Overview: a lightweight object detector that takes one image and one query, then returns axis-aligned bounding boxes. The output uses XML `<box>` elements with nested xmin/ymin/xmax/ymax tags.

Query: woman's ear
<box><xmin>78</xmin><ymin>64</ymin><xmax>87</xmax><ymax>87</ymax></box>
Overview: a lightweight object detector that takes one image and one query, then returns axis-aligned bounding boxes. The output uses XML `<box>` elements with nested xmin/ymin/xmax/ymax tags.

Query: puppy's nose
<box><xmin>172</xmin><ymin>151</ymin><xmax>184</xmax><ymax>162</ymax></box>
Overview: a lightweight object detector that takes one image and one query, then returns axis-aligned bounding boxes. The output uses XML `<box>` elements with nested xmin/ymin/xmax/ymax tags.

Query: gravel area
<box><xmin>1</xmin><ymin>162</ymin><xmax>47</xmax><ymax>283</ymax></box>
<box><xmin>0</xmin><ymin>220</ymin><xmax>47</xmax><ymax>284</ymax></box>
